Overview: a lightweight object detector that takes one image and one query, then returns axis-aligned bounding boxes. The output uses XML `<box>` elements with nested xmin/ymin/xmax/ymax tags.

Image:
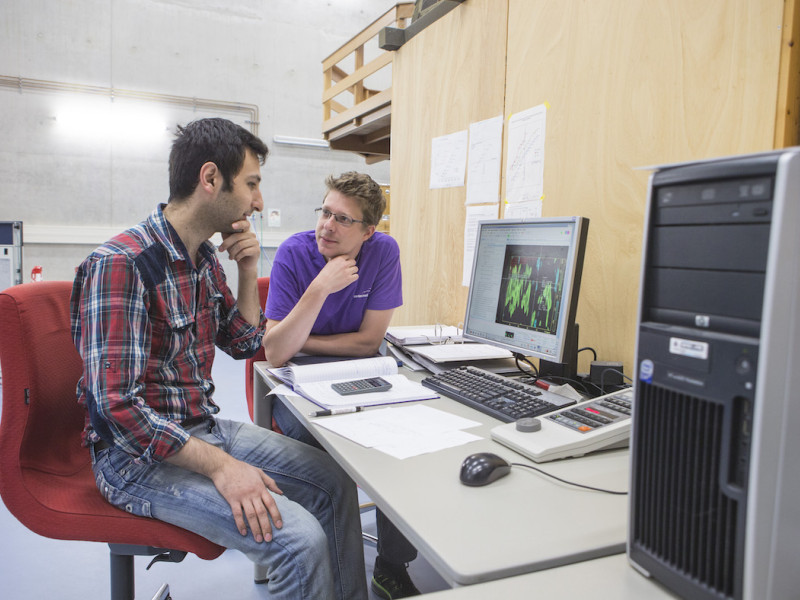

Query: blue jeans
<box><xmin>91</xmin><ymin>417</ymin><xmax>367</xmax><ymax>600</ymax></box>
<box><xmin>273</xmin><ymin>400</ymin><xmax>418</xmax><ymax>566</ymax></box>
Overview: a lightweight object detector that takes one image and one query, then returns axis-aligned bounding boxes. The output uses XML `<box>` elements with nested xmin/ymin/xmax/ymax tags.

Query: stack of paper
<box><xmin>386</xmin><ymin>326</ymin><xmax>518</xmax><ymax>374</ymax></box>
<box><xmin>385</xmin><ymin>325</ymin><xmax>465</xmax><ymax>346</ymax></box>
<box><xmin>312</xmin><ymin>404</ymin><xmax>483</xmax><ymax>460</ymax></box>
<box><xmin>405</xmin><ymin>343</ymin><xmax>513</xmax><ymax>363</ymax></box>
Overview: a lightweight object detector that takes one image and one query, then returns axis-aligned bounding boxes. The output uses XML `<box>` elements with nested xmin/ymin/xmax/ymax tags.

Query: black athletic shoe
<box><xmin>370</xmin><ymin>560</ymin><xmax>421</xmax><ymax>599</ymax></box>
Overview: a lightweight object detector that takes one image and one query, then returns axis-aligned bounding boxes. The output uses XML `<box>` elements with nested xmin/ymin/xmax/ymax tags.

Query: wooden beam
<box><xmin>322</xmin><ymin>88</ymin><xmax>392</xmax><ymax>134</ymax></box>
<box><xmin>364</xmin><ymin>153</ymin><xmax>389</xmax><ymax>165</ymax></box>
<box><xmin>323</xmin><ymin>3</ymin><xmax>413</xmax><ymax>70</ymax></box>
<box><xmin>323</xmin><ymin>67</ymin><xmax>332</xmax><ymax>121</ymax></box>
<box><xmin>775</xmin><ymin>0</ymin><xmax>800</xmax><ymax>147</ymax></box>
<box><xmin>327</xmin><ymin>99</ymin><xmax>348</xmax><ymax>115</ymax></box>
<box><xmin>329</xmin><ymin>137</ymin><xmax>390</xmax><ymax>155</ymax></box>
<box><xmin>364</xmin><ymin>126</ymin><xmax>391</xmax><ymax>143</ymax></box>
<box><xmin>323</xmin><ymin>52</ymin><xmax>393</xmax><ymax>103</ymax></box>
<box><xmin>329</xmin><ymin>65</ymin><xmax>348</xmax><ymax>83</ymax></box>
<box><xmin>324</xmin><ymin>105</ymin><xmax>392</xmax><ymax>141</ymax></box>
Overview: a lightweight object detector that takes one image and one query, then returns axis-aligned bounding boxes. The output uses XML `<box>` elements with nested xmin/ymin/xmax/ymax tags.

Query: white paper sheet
<box><xmin>506</xmin><ymin>104</ymin><xmax>547</xmax><ymax>204</ymax></box>
<box><xmin>376</xmin><ymin>430</ymin><xmax>483</xmax><ymax>460</ymax></box>
<box><xmin>430</xmin><ymin>130</ymin><xmax>468</xmax><ymax>189</ymax></box>
<box><xmin>466</xmin><ymin>115</ymin><xmax>503</xmax><ymax>204</ymax></box>
<box><xmin>462</xmin><ymin>204</ymin><xmax>500</xmax><ymax>286</ymax></box>
<box><xmin>503</xmin><ymin>200</ymin><xmax>542</xmax><ymax>219</ymax></box>
<box><xmin>267</xmin><ymin>383</ymin><xmax>302</xmax><ymax>398</ymax></box>
<box><xmin>311</xmin><ymin>404</ymin><xmax>482</xmax><ymax>459</ymax></box>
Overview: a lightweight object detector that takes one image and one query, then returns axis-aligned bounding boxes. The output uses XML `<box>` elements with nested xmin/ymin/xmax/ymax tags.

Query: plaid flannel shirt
<box><xmin>70</xmin><ymin>205</ymin><xmax>265</xmax><ymax>464</ymax></box>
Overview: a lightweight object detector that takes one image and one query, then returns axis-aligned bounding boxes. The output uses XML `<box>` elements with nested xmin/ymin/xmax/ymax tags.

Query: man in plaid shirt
<box><xmin>71</xmin><ymin>118</ymin><xmax>367</xmax><ymax>600</ymax></box>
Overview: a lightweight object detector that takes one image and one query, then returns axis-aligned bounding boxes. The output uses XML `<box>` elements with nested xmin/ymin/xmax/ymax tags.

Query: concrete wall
<box><xmin>0</xmin><ymin>0</ymin><xmax>395</xmax><ymax>284</ymax></box>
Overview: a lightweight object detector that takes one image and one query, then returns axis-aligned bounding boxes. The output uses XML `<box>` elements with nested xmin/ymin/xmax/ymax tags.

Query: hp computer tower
<box><xmin>628</xmin><ymin>149</ymin><xmax>800</xmax><ymax>599</ymax></box>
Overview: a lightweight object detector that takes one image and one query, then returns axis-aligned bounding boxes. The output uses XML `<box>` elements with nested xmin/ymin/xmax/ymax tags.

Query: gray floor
<box><xmin>0</xmin><ymin>352</ymin><xmax>450</xmax><ymax>599</ymax></box>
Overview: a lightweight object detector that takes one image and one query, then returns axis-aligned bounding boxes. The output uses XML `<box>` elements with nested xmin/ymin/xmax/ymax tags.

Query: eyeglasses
<box><xmin>315</xmin><ymin>207</ymin><xmax>365</xmax><ymax>227</ymax></box>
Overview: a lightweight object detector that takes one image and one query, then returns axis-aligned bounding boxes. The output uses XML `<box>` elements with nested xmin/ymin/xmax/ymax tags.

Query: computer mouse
<box><xmin>459</xmin><ymin>452</ymin><xmax>512</xmax><ymax>487</ymax></box>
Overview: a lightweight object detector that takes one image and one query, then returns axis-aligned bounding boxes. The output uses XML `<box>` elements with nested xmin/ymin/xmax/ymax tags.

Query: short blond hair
<box><xmin>324</xmin><ymin>172</ymin><xmax>385</xmax><ymax>227</ymax></box>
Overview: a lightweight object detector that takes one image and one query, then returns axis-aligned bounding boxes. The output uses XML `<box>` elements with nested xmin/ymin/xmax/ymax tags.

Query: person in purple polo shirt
<box><xmin>263</xmin><ymin>172</ymin><xmax>420</xmax><ymax>599</ymax></box>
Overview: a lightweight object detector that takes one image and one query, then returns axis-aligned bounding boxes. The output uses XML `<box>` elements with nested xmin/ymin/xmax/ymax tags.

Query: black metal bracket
<box><xmin>379</xmin><ymin>0</ymin><xmax>467</xmax><ymax>51</ymax></box>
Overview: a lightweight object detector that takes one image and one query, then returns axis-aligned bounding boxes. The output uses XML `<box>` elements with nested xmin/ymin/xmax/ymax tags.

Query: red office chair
<box><xmin>0</xmin><ymin>281</ymin><xmax>225</xmax><ymax>600</ymax></box>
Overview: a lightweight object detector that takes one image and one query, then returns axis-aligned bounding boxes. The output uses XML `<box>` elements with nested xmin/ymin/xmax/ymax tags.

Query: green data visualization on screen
<box><xmin>496</xmin><ymin>245</ymin><xmax>568</xmax><ymax>335</ymax></box>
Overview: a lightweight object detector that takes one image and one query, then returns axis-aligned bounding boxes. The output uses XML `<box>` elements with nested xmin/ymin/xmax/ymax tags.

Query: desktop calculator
<box><xmin>331</xmin><ymin>377</ymin><xmax>393</xmax><ymax>395</ymax></box>
<box><xmin>490</xmin><ymin>388</ymin><xmax>634</xmax><ymax>462</ymax></box>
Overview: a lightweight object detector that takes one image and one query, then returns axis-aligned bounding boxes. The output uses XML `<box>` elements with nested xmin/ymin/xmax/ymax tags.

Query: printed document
<box><xmin>466</xmin><ymin>115</ymin><xmax>504</xmax><ymax>204</ymax></box>
<box><xmin>430</xmin><ymin>130</ymin><xmax>468</xmax><ymax>188</ymax></box>
<box><xmin>506</xmin><ymin>104</ymin><xmax>547</xmax><ymax>204</ymax></box>
<box><xmin>312</xmin><ymin>404</ymin><xmax>483</xmax><ymax>459</ymax></box>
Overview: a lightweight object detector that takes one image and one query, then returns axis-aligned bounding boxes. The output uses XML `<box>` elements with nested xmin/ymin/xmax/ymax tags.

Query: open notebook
<box><xmin>268</xmin><ymin>356</ymin><xmax>438</xmax><ymax>409</ymax></box>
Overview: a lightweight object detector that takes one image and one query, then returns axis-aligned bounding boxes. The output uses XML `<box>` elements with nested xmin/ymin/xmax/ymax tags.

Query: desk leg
<box><xmin>252</xmin><ymin>369</ymin><xmax>274</xmax><ymax>430</ymax></box>
<box><xmin>252</xmin><ymin>367</ymin><xmax>273</xmax><ymax>584</ymax></box>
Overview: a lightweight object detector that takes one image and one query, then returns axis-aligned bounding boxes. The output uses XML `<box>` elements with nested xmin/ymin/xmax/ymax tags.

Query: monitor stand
<box><xmin>538</xmin><ymin>323</ymin><xmax>579</xmax><ymax>382</ymax></box>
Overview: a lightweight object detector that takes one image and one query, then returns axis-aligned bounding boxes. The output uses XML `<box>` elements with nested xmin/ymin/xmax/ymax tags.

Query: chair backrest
<box><xmin>0</xmin><ymin>282</ymin><xmax>85</xmax><ymax>484</ymax></box>
<box><xmin>0</xmin><ymin>281</ymin><xmax>225</xmax><ymax>559</ymax></box>
<box><xmin>245</xmin><ymin>276</ymin><xmax>269</xmax><ymax>421</ymax></box>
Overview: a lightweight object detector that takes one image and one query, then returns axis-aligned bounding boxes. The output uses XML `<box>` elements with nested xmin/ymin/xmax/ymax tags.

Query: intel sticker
<box><xmin>639</xmin><ymin>359</ymin><xmax>654</xmax><ymax>383</ymax></box>
<box><xmin>669</xmin><ymin>337</ymin><xmax>709</xmax><ymax>360</ymax></box>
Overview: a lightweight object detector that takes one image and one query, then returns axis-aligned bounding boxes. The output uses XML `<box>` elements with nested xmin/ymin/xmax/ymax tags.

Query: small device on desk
<box><xmin>331</xmin><ymin>377</ymin><xmax>392</xmax><ymax>395</ymax></box>
<box><xmin>491</xmin><ymin>387</ymin><xmax>633</xmax><ymax>462</ymax></box>
<box><xmin>421</xmin><ymin>365</ymin><xmax>575</xmax><ymax>422</ymax></box>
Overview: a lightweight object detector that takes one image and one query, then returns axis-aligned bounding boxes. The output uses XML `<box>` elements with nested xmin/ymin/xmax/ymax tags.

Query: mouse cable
<box><xmin>510</xmin><ymin>462</ymin><xmax>628</xmax><ymax>495</ymax></box>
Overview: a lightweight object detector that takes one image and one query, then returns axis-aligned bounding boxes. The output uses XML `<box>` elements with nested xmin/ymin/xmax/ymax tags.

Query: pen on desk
<box><xmin>309</xmin><ymin>406</ymin><xmax>364</xmax><ymax>417</ymax></box>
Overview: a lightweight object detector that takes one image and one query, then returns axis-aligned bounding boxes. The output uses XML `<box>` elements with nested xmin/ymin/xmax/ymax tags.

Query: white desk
<box><xmin>420</xmin><ymin>553</ymin><xmax>679</xmax><ymax>598</ymax></box>
<box><xmin>253</xmin><ymin>361</ymin><xmax>630</xmax><ymax>587</ymax></box>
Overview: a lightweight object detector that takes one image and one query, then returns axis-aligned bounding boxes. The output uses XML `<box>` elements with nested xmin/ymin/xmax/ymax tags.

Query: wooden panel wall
<box><xmin>503</xmin><ymin>0</ymin><xmax>785</xmax><ymax>374</ymax></box>
<box><xmin>391</xmin><ymin>0</ymin><xmax>794</xmax><ymax>374</ymax></box>
<box><xmin>390</xmin><ymin>0</ymin><xmax>508</xmax><ymax>326</ymax></box>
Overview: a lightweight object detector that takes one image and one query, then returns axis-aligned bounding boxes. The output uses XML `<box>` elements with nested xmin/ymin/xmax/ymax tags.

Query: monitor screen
<box><xmin>463</xmin><ymin>217</ymin><xmax>589</xmax><ymax>368</ymax></box>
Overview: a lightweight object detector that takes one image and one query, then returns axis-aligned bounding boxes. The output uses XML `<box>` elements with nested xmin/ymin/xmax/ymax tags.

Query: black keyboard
<box><xmin>421</xmin><ymin>366</ymin><xmax>577</xmax><ymax>423</ymax></box>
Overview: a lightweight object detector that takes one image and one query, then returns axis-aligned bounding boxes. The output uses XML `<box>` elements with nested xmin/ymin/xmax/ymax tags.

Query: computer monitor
<box><xmin>462</xmin><ymin>217</ymin><xmax>590</xmax><ymax>380</ymax></box>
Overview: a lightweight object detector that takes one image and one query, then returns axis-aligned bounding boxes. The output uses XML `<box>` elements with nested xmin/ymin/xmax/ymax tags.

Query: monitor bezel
<box><xmin>462</xmin><ymin>216</ymin><xmax>589</xmax><ymax>366</ymax></box>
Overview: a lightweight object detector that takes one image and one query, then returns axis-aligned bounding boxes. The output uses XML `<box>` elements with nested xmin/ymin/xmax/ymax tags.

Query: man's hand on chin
<box><xmin>219</xmin><ymin>219</ymin><xmax>260</xmax><ymax>272</ymax></box>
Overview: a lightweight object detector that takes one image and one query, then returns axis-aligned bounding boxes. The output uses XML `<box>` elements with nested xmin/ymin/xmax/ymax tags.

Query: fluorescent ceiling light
<box><xmin>273</xmin><ymin>135</ymin><xmax>330</xmax><ymax>149</ymax></box>
<box><xmin>55</xmin><ymin>100</ymin><xmax>168</xmax><ymax>143</ymax></box>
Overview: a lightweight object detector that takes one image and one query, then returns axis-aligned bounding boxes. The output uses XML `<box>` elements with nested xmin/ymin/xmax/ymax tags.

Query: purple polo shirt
<box><xmin>265</xmin><ymin>230</ymin><xmax>402</xmax><ymax>334</ymax></box>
